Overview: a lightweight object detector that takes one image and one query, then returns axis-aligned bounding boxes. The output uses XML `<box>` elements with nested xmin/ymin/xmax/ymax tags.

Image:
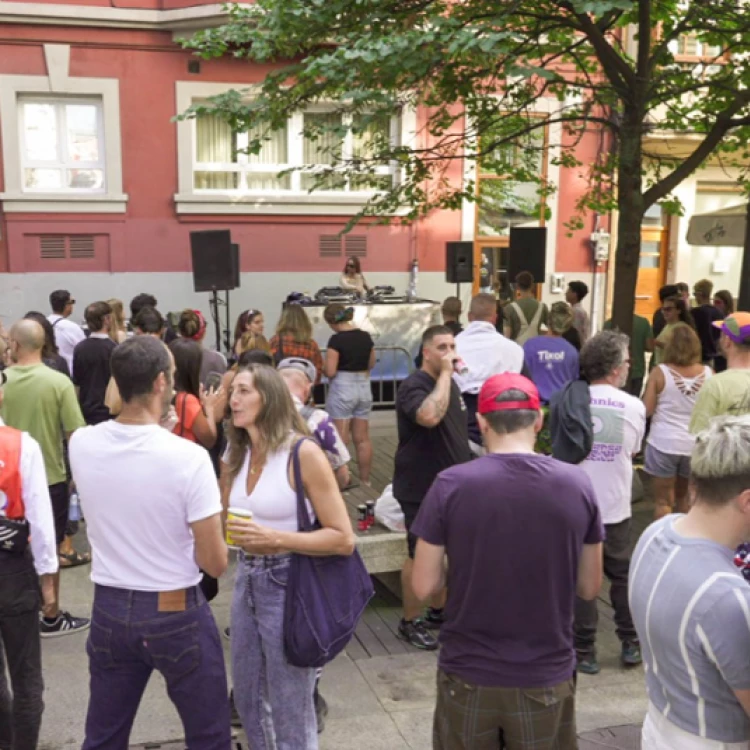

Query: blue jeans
<box><xmin>82</xmin><ymin>584</ymin><xmax>230</xmax><ymax>750</ymax></box>
<box><xmin>231</xmin><ymin>553</ymin><xmax>317</xmax><ymax>749</ymax></box>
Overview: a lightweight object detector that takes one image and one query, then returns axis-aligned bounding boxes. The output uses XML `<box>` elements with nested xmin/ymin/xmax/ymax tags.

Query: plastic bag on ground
<box><xmin>374</xmin><ymin>484</ymin><xmax>406</xmax><ymax>532</ymax></box>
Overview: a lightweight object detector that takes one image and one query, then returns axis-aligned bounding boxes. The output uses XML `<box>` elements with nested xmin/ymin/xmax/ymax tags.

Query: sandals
<box><xmin>59</xmin><ymin>551</ymin><xmax>91</xmax><ymax>568</ymax></box>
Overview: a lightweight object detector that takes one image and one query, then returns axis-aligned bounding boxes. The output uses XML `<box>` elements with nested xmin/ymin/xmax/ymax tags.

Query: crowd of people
<box><xmin>0</xmin><ymin>272</ymin><xmax>749</xmax><ymax>750</ymax></box>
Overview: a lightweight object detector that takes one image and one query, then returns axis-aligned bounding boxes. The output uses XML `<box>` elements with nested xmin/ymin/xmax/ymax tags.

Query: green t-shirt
<box><xmin>604</xmin><ymin>314</ymin><xmax>653</xmax><ymax>379</ymax></box>
<box><xmin>505</xmin><ymin>298</ymin><xmax>549</xmax><ymax>341</ymax></box>
<box><xmin>689</xmin><ymin>369</ymin><xmax>750</xmax><ymax>435</ymax></box>
<box><xmin>1</xmin><ymin>363</ymin><xmax>85</xmax><ymax>485</ymax></box>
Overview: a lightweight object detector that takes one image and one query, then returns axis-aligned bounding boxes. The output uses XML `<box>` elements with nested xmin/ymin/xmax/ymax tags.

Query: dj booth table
<box><xmin>301</xmin><ymin>299</ymin><xmax>440</xmax><ymax>384</ymax></box>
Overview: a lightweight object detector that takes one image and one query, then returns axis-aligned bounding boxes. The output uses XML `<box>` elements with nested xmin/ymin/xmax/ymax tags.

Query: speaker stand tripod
<box><xmin>208</xmin><ymin>288</ymin><xmax>232</xmax><ymax>354</ymax></box>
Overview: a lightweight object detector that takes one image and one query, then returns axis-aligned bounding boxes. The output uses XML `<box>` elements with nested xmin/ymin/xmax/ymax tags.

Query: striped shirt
<box><xmin>630</xmin><ymin>515</ymin><xmax>750</xmax><ymax>744</ymax></box>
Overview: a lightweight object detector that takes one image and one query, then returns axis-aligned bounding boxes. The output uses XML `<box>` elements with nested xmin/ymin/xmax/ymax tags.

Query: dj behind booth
<box><xmin>288</xmin><ymin>284</ymin><xmax>440</xmax><ymax>402</ymax></box>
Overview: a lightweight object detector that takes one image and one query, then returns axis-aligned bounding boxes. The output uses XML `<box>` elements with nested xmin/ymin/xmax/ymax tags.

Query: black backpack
<box><xmin>548</xmin><ymin>380</ymin><xmax>593</xmax><ymax>464</ymax></box>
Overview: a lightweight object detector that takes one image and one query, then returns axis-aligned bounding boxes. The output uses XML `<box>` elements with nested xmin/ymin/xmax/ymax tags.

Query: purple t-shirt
<box><xmin>411</xmin><ymin>453</ymin><xmax>604</xmax><ymax>688</ymax></box>
<box><xmin>522</xmin><ymin>336</ymin><xmax>579</xmax><ymax>404</ymax></box>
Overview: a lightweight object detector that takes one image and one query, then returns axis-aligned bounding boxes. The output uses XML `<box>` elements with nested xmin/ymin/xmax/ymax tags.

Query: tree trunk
<box><xmin>611</xmin><ymin>113</ymin><xmax>645</xmax><ymax>338</ymax></box>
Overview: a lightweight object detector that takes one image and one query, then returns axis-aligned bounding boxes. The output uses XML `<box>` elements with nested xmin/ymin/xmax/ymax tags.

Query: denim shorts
<box><xmin>326</xmin><ymin>371</ymin><xmax>373</xmax><ymax>420</ymax></box>
<box><xmin>644</xmin><ymin>443</ymin><xmax>691</xmax><ymax>479</ymax></box>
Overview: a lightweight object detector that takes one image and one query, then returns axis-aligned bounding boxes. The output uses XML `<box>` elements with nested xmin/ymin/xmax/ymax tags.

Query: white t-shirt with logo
<box><xmin>580</xmin><ymin>384</ymin><xmax>646</xmax><ymax>525</ymax></box>
<box><xmin>70</xmin><ymin>421</ymin><xmax>221</xmax><ymax>592</ymax></box>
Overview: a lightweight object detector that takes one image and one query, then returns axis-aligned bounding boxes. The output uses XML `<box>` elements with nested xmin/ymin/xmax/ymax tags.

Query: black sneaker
<box><xmin>621</xmin><ymin>640</ymin><xmax>642</xmax><ymax>667</ymax></box>
<box><xmin>314</xmin><ymin>686</ymin><xmax>328</xmax><ymax>734</ymax></box>
<box><xmin>423</xmin><ymin>607</ymin><xmax>445</xmax><ymax>629</ymax></box>
<box><xmin>40</xmin><ymin>611</ymin><xmax>90</xmax><ymax>638</ymax></box>
<box><xmin>397</xmin><ymin>618</ymin><xmax>438</xmax><ymax>650</ymax></box>
<box><xmin>576</xmin><ymin>652</ymin><xmax>600</xmax><ymax>675</ymax></box>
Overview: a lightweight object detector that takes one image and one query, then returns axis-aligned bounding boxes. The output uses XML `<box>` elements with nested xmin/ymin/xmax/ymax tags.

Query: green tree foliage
<box><xmin>182</xmin><ymin>0</ymin><xmax>750</xmax><ymax>333</ymax></box>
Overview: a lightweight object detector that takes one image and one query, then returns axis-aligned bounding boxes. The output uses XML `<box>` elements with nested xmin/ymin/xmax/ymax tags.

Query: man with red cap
<box><xmin>411</xmin><ymin>373</ymin><xmax>604</xmax><ymax>750</ymax></box>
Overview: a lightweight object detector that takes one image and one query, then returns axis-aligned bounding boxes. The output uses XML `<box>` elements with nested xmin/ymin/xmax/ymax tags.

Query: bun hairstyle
<box><xmin>178</xmin><ymin>309</ymin><xmax>206</xmax><ymax>341</ymax></box>
<box><xmin>324</xmin><ymin>304</ymin><xmax>355</xmax><ymax>326</ymax></box>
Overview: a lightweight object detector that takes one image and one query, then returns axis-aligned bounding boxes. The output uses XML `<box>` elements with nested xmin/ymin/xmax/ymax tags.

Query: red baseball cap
<box><xmin>478</xmin><ymin>373</ymin><xmax>541</xmax><ymax>414</ymax></box>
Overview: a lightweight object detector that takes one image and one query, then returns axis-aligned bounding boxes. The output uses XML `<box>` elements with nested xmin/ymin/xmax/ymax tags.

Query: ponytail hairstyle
<box><xmin>324</xmin><ymin>304</ymin><xmax>355</xmax><ymax>326</ymax></box>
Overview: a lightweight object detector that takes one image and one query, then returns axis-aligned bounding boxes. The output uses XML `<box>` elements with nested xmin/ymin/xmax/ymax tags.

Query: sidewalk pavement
<box><xmin>42</xmin><ymin>555</ymin><xmax>648</xmax><ymax>750</ymax></box>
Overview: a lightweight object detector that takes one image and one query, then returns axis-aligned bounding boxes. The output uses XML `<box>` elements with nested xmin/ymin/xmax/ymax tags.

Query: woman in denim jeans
<box><xmin>323</xmin><ymin>304</ymin><xmax>375</xmax><ymax>485</ymax></box>
<box><xmin>224</xmin><ymin>364</ymin><xmax>356</xmax><ymax>749</ymax></box>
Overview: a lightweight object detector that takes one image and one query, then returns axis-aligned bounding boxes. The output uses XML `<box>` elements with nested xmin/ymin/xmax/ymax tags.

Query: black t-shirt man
<box><xmin>394</xmin><ymin>370</ymin><xmax>471</xmax><ymax>512</ymax></box>
<box><xmin>691</xmin><ymin>303</ymin><xmax>722</xmax><ymax>362</ymax></box>
<box><xmin>73</xmin><ymin>334</ymin><xmax>116</xmax><ymax>424</ymax></box>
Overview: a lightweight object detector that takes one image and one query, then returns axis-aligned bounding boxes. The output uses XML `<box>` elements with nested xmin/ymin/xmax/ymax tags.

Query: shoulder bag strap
<box><xmin>52</xmin><ymin>317</ymin><xmax>63</xmax><ymax>328</ymax></box>
<box><xmin>511</xmin><ymin>302</ymin><xmax>528</xmax><ymax>327</ymax></box>
<box><xmin>528</xmin><ymin>302</ymin><xmax>544</xmax><ymax>331</ymax></box>
<box><xmin>290</xmin><ymin>438</ymin><xmax>314</xmax><ymax>532</ymax></box>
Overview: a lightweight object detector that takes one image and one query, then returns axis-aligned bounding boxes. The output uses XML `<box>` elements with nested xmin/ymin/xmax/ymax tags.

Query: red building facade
<box><xmin>0</xmin><ymin>1</ymin><xmax>606</xmax><ymax>329</ymax></box>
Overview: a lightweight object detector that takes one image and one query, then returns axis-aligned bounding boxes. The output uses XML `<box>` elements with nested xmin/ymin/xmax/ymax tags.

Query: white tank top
<box><xmin>228</xmin><ymin>444</ymin><xmax>314</xmax><ymax>533</ymax></box>
<box><xmin>649</xmin><ymin>364</ymin><xmax>711</xmax><ymax>456</ymax></box>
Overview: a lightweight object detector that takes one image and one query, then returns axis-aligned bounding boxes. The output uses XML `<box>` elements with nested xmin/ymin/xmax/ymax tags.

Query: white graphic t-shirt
<box><xmin>580</xmin><ymin>384</ymin><xmax>646</xmax><ymax>525</ymax></box>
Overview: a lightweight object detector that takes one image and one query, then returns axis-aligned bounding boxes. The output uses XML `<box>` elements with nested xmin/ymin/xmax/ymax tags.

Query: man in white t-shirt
<box><xmin>454</xmin><ymin>293</ymin><xmax>524</xmax><ymax>444</ymax></box>
<box><xmin>69</xmin><ymin>335</ymin><xmax>230</xmax><ymax>749</ymax></box>
<box><xmin>575</xmin><ymin>330</ymin><xmax>646</xmax><ymax>675</ymax></box>
<box><xmin>47</xmin><ymin>289</ymin><xmax>86</xmax><ymax>376</ymax></box>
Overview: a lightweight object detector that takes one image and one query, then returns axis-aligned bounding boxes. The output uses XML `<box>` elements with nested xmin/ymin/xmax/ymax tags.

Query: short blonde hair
<box><xmin>691</xmin><ymin>415</ymin><xmax>750</xmax><ymax>506</ymax></box>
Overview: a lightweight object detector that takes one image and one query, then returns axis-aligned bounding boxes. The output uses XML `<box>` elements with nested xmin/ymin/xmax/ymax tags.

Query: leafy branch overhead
<box><xmin>181</xmin><ymin>0</ymin><xmax>750</xmax><ymax>333</ymax></box>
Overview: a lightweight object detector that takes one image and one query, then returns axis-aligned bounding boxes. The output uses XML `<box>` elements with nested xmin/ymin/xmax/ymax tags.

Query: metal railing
<box><xmin>317</xmin><ymin>345</ymin><xmax>414</xmax><ymax>408</ymax></box>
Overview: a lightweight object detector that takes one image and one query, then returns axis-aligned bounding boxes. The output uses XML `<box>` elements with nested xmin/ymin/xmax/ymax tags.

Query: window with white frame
<box><xmin>193</xmin><ymin>105</ymin><xmax>399</xmax><ymax>194</ymax></box>
<box><xmin>19</xmin><ymin>96</ymin><xmax>106</xmax><ymax>193</ymax></box>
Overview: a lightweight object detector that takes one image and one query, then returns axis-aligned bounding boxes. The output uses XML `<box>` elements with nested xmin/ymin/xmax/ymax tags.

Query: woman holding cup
<box><xmin>223</xmin><ymin>363</ymin><xmax>355</xmax><ymax>748</ymax></box>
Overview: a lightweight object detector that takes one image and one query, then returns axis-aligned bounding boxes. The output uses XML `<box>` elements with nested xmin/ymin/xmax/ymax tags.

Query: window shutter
<box><xmin>38</xmin><ymin>235</ymin><xmax>96</xmax><ymax>260</ymax></box>
<box><xmin>39</xmin><ymin>236</ymin><xmax>66</xmax><ymax>260</ymax></box>
<box><xmin>319</xmin><ymin>235</ymin><xmax>343</xmax><ymax>257</ymax></box>
<box><xmin>345</xmin><ymin>234</ymin><xmax>367</xmax><ymax>258</ymax></box>
<box><xmin>69</xmin><ymin>236</ymin><xmax>96</xmax><ymax>259</ymax></box>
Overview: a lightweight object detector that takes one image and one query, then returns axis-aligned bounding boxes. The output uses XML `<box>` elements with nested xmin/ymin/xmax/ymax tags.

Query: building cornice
<box><xmin>0</xmin><ymin>2</ymin><xmax>241</xmax><ymax>31</ymax></box>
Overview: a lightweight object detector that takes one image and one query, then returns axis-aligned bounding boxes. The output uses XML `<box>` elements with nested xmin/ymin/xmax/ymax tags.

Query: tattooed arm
<box><xmin>415</xmin><ymin>359</ymin><xmax>454</xmax><ymax>428</ymax></box>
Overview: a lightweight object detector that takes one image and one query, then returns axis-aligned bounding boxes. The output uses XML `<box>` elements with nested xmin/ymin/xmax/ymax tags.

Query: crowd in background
<box><xmin>0</xmin><ymin>268</ymin><xmax>750</xmax><ymax>750</ymax></box>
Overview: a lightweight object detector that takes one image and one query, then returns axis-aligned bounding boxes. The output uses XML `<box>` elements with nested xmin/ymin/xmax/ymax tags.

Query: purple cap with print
<box><xmin>713</xmin><ymin>312</ymin><xmax>750</xmax><ymax>344</ymax></box>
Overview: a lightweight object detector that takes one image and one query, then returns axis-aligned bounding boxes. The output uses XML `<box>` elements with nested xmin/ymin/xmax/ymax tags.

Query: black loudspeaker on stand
<box><xmin>445</xmin><ymin>241</ymin><xmax>474</xmax><ymax>298</ymax></box>
<box><xmin>190</xmin><ymin>230</ymin><xmax>240</xmax><ymax>352</ymax></box>
<box><xmin>508</xmin><ymin>227</ymin><xmax>547</xmax><ymax>283</ymax></box>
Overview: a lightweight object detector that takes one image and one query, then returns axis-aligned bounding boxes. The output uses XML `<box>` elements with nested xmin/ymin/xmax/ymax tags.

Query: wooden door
<box><xmin>634</xmin><ymin>228</ymin><xmax>668</xmax><ymax>318</ymax></box>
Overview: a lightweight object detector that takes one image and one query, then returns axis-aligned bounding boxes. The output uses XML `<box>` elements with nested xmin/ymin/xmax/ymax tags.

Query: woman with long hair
<box><xmin>168</xmin><ymin>338</ymin><xmax>222</xmax><ymax>449</ymax></box>
<box><xmin>652</xmin><ymin>295</ymin><xmax>695</xmax><ymax>366</ymax></box>
<box><xmin>712</xmin><ymin>289</ymin><xmax>734</xmax><ymax>318</ymax></box>
<box><xmin>269</xmin><ymin>304</ymin><xmax>323</xmax><ymax>382</ymax></box>
<box><xmin>24</xmin><ymin>311</ymin><xmax>70</xmax><ymax>376</ymax></box>
<box><xmin>340</xmin><ymin>257</ymin><xmax>368</xmax><ymax>296</ymax></box>
<box><xmin>178</xmin><ymin>309</ymin><xmax>227</xmax><ymax>387</ymax></box>
<box><xmin>232</xmin><ymin>309</ymin><xmax>265</xmax><ymax>361</ymax></box>
<box><xmin>323</xmin><ymin>304</ymin><xmax>375</xmax><ymax>484</ymax></box>
<box><xmin>224</xmin><ymin>364</ymin><xmax>354</xmax><ymax>748</ymax></box>
<box><xmin>643</xmin><ymin>323</ymin><xmax>711</xmax><ymax>518</ymax></box>
<box><xmin>106</xmin><ymin>299</ymin><xmax>128</xmax><ymax>344</ymax></box>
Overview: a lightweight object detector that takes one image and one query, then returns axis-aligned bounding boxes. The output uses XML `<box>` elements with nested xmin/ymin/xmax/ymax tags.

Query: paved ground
<box><xmin>40</xmin><ymin>412</ymin><xmax>651</xmax><ymax>749</ymax></box>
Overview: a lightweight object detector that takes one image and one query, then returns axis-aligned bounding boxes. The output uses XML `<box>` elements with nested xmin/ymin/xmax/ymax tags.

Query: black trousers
<box><xmin>574</xmin><ymin>518</ymin><xmax>637</xmax><ymax>655</ymax></box>
<box><xmin>462</xmin><ymin>392</ymin><xmax>482</xmax><ymax>446</ymax></box>
<box><xmin>0</xmin><ymin>553</ymin><xmax>43</xmax><ymax>750</ymax></box>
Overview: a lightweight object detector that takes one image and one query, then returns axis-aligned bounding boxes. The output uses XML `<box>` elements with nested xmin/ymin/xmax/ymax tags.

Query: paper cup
<box><xmin>226</xmin><ymin>507</ymin><xmax>253</xmax><ymax>548</ymax></box>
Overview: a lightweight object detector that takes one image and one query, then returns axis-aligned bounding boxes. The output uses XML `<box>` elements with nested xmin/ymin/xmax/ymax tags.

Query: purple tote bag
<box><xmin>283</xmin><ymin>439</ymin><xmax>374</xmax><ymax>668</ymax></box>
